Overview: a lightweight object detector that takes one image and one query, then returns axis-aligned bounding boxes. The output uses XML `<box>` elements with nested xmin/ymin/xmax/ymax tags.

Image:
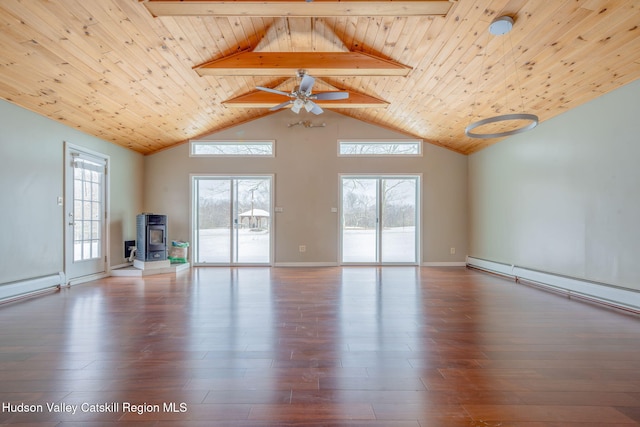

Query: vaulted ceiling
<box><xmin>0</xmin><ymin>0</ymin><xmax>638</xmax><ymax>155</ymax></box>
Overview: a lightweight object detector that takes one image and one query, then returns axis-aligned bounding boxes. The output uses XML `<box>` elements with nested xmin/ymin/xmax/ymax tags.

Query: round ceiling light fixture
<box><xmin>465</xmin><ymin>16</ymin><xmax>539</xmax><ymax>139</ymax></box>
<box><xmin>465</xmin><ymin>113</ymin><xmax>539</xmax><ymax>139</ymax></box>
<box><xmin>489</xmin><ymin>15</ymin><xmax>513</xmax><ymax>35</ymax></box>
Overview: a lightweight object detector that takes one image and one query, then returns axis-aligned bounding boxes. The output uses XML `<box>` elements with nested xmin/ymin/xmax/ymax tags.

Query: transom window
<box><xmin>338</xmin><ymin>140</ymin><xmax>422</xmax><ymax>156</ymax></box>
<box><xmin>190</xmin><ymin>140</ymin><xmax>275</xmax><ymax>157</ymax></box>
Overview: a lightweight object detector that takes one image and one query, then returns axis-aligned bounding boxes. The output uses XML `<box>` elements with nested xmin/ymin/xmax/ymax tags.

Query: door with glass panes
<box><xmin>65</xmin><ymin>145</ymin><xmax>108</xmax><ymax>281</ymax></box>
<box><xmin>192</xmin><ymin>176</ymin><xmax>272</xmax><ymax>264</ymax></box>
<box><xmin>341</xmin><ymin>175</ymin><xmax>419</xmax><ymax>264</ymax></box>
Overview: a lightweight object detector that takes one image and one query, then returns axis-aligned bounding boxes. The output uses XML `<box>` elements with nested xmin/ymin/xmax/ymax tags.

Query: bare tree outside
<box><xmin>192</xmin><ymin>141</ymin><xmax>273</xmax><ymax>156</ymax></box>
<box><xmin>339</xmin><ymin>141</ymin><xmax>421</xmax><ymax>156</ymax></box>
<box><xmin>194</xmin><ymin>177</ymin><xmax>271</xmax><ymax>264</ymax></box>
<box><xmin>342</xmin><ymin>176</ymin><xmax>418</xmax><ymax>263</ymax></box>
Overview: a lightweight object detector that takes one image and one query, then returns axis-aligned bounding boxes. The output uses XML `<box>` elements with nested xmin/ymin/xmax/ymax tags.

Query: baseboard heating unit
<box><xmin>0</xmin><ymin>272</ymin><xmax>65</xmax><ymax>303</ymax></box>
<box><xmin>466</xmin><ymin>256</ymin><xmax>640</xmax><ymax>314</ymax></box>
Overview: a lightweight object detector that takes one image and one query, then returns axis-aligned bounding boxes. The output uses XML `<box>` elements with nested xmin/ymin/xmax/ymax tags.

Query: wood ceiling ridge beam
<box><xmin>222</xmin><ymin>89</ymin><xmax>388</xmax><ymax>108</ymax></box>
<box><xmin>140</xmin><ymin>1</ymin><xmax>457</xmax><ymax>18</ymax></box>
<box><xmin>194</xmin><ymin>51</ymin><xmax>412</xmax><ymax>76</ymax></box>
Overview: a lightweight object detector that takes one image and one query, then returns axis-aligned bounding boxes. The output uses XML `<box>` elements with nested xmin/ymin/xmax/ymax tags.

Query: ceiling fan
<box><xmin>256</xmin><ymin>72</ymin><xmax>349</xmax><ymax>115</ymax></box>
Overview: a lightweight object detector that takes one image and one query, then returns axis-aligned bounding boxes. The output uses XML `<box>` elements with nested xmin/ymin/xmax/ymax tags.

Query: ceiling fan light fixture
<box><xmin>304</xmin><ymin>101</ymin><xmax>315</xmax><ymax>113</ymax></box>
<box><xmin>291</xmin><ymin>98</ymin><xmax>304</xmax><ymax>114</ymax></box>
<box><xmin>255</xmin><ymin>72</ymin><xmax>350</xmax><ymax>115</ymax></box>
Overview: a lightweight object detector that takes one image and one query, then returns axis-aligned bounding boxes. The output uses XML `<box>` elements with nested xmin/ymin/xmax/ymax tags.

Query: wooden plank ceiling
<box><xmin>0</xmin><ymin>0</ymin><xmax>638</xmax><ymax>155</ymax></box>
<box><xmin>142</xmin><ymin>0</ymin><xmax>457</xmax><ymax>18</ymax></box>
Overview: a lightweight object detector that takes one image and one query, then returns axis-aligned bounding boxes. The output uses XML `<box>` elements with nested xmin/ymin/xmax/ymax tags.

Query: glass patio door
<box><xmin>192</xmin><ymin>176</ymin><xmax>272</xmax><ymax>265</ymax></box>
<box><xmin>341</xmin><ymin>175</ymin><xmax>419</xmax><ymax>264</ymax></box>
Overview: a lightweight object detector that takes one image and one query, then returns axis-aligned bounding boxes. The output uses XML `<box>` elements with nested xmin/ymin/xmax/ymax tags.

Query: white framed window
<box><xmin>190</xmin><ymin>140</ymin><xmax>275</xmax><ymax>157</ymax></box>
<box><xmin>338</xmin><ymin>139</ymin><xmax>422</xmax><ymax>157</ymax></box>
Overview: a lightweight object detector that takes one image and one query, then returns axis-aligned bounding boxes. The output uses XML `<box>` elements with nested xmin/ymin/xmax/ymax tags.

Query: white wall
<box><xmin>469</xmin><ymin>79</ymin><xmax>640</xmax><ymax>291</ymax></box>
<box><xmin>0</xmin><ymin>100</ymin><xmax>144</xmax><ymax>286</ymax></box>
<box><xmin>144</xmin><ymin>110</ymin><xmax>468</xmax><ymax>264</ymax></box>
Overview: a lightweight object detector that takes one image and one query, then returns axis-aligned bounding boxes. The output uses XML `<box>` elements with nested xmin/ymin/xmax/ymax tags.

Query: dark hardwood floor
<box><xmin>1</xmin><ymin>266</ymin><xmax>639</xmax><ymax>426</ymax></box>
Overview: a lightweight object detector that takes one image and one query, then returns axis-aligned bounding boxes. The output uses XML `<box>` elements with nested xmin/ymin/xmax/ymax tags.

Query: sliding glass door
<box><xmin>192</xmin><ymin>176</ymin><xmax>272</xmax><ymax>265</ymax></box>
<box><xmin>341</xmin><ymin>175</ymin><xmax>419</xmax><ymax>264</ymax></box>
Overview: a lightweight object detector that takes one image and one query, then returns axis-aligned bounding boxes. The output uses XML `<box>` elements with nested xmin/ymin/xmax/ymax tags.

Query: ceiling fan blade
<box><xmin>269</xmin><ymin>100</ymin><xmax>292</xmax><ymax>111</ymax></box>
<box><xmin>313</xmin><ymin>91</ymin><xmax>350</xmax><ymax>100</ymax></box>
<box><xmin>308</xmin><ymin>101</ymin><xmax>323</xmax><ymax>115</ymax></box>
<box><xmin>299</xmin><ymin>74</ymin><xmax>316</xmax><ymax>95</ymax></box>
<box><xmin>256</xmin><ymin>86</ymin><xmax>291</xmax><ymax>97</ymax></box>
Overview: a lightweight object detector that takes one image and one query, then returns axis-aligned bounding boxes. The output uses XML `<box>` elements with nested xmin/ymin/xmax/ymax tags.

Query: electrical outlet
<box><xmin>450</xmin><ymin>247</ymin><xmax>456</xmax><ymax>255</ymax></box>
<box><xmin>299</xmin><ymin>245</ymin><xmax>306</xmax><ymax>253</ymax></box>
<box><xmin>124</xmin><ymin>240</ymin><xmax>136</xmax><ymax>258</ymax></box>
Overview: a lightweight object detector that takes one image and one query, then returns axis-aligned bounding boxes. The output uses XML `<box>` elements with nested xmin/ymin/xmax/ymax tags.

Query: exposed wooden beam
<box><xmin>195</xmin><ymin>51</ymin><xmax>411</xmax><ymax>77</ymax></box>
<box><xmin>222</xmin><ymin>90</ymin><xmax>388</xmax><ymax>109</ymax></box>
<box><xmin>141</xmin><ymin>1</ymin><xmax>457</xmax><ymax>17</ymax></box>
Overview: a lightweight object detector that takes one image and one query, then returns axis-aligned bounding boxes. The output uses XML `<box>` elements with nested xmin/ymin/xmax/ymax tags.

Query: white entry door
<box><xmin>65</xmin><ymin>144</ymin><xmax>108</xmax><ymax>282</ymax></box>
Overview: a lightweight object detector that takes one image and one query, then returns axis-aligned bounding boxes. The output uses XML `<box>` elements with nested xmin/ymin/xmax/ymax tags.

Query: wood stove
<box><xmin>136</xmin><ymin>214</ymin><xmax>167</xmax><ymax>261</ymax></box>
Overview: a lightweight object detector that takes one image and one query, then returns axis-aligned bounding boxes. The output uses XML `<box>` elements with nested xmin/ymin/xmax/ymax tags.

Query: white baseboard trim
<box><xmin>0</xmin><ymin>272</ymin><xmax>65</xmax><ymax>302</ymax></box>
<box><xmin>111</xmin><ymin>262</ymin><xmax>133</xmax><ymax>270</ymax></box>
<box><xmin>466</xmin><ymin>256</ymin><xmax>640</xmax><ymax>313</ymax></box>
<box><xmin>422</xmin><ymin>262</ymin><xmax>467</xmax><ymax>267</ymax></box>
<box><xmin>274</xmin><ymin>262</ymin><xmax>339</xmax><ymax>267</ymax></box>
<box><xmin>274</xmin><ymin>262</ymin><xmax>467</xmax><ymax>268</ymax></box>
<box><xmin>68</xmin><ymin>272</ymin><xmax>110</xmax><ymax>287</ymax></box>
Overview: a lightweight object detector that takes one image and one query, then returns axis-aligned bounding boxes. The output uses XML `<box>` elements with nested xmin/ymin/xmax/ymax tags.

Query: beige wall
<box><xmin>144</xmin><ymin>110</ymin><xmax>468</xmax><ymax>264</ymax></box>
<box><xmin>0</xmin><ymin>100</ymin><xmax>144</xmax><ymax>285</ymax></box>
<box><xmin>3</xmin><ymin>71</ymin><xmax>636</xmax><ymax>294</ymax></box>
<box><xmin>469</xmin><ymin>79</ymin><xmax>640</xmax><ymax>291</ymax></box>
